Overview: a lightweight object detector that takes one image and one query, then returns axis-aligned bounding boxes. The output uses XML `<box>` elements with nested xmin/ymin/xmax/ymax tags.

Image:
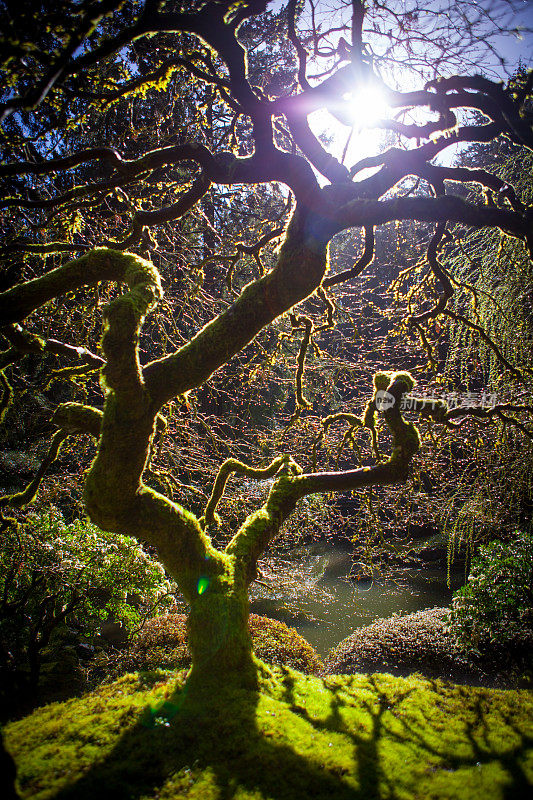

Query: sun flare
<box><xmin>343</xmin><ymin>85</ymin><xmax>391</xmax><ymax>128</ymax></box>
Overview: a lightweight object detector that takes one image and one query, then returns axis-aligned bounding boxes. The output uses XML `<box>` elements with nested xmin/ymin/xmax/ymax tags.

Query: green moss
<box><xmin>373</xmin><ymin>371</ymin><xmax>392</xmax><ymax>391</ymax></box>
<box><xmin>393</xmin><ymin>419</ymin><xmax>421</xmax><ymax>458</ymax></box>
<box><xmin>362</xmin><ymin>399</ymin><xmax>376</xmax><ymax>429</ymax></box>
<box><xmin>5</xmin><ymin>668</ymin><xmax>533</xmax><ymax>799</ymax></box>
<box><xmin>0</xmin><ymin>369</ymin><xmax>13</xmax><ymax>423</ymax></box>
<box><xmin>390</xmin><ymin>370</ymin><xmax>416</xmax><ymax>391</ymax></box>
<box><xmin>0</xmin><ymin>248</ymin><xmax>160</xmax><ymax>326</ymax></box>
<box><xmin>373</xmin><ymin>370</ymin><xmax>416</xmax><ymax>393</ymax></box>
<box><xmin>52</xmin><ymin>402</ymin><xmax>103</xmax><ymax>436</ymax></box>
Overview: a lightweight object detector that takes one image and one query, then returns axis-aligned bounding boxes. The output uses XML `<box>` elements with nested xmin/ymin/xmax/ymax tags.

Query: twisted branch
<box><xmin>203</xmin><ymin>455</ymin><xmax>290</xmax><ymax>528</ymax></box>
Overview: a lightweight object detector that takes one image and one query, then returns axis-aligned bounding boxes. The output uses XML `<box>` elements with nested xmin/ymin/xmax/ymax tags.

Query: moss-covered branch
<box><xmin>225</xmin><ymin>456</ymin><xmax>304</xmax><ymax>580</ymax></box>
<box><xmin>143</xmin><ymin>202</ymin><xmax>331</xmax><ymax>407</ymax></box>
<box><xmin>0</xmin><ymin>430</ymin><xmax>68</xmax><ymax>510</ymax></box>
<box><xmin>0</xmin><ymin>247</ymin><xmax>226</xmax><ymax>602</ymax></box>
<box><xmin>226</xmin><ymin>372</ymin><xmax>419</xmax><ymax>584</ymax></box>
<box><xmin>0</xmin><ymin>403</ymin><xmax>103</xmax><ymax>512</ymax></box>
<box><xmin>99</xmin><ymin>254</ymin><xmax>162</xmax><ymax>402</ymax></box>
<box><xmin>0</xmin><ymin>205</ymin><xmax>330</xmax><ymax>420</ymax></box>
<box><xmin>48</xmin><ymin>251</ymin><xmax>231</xmax><ymax>607</ymax></box>
<box><xmin>311</xmin><ymin>411</ymin><xmax>369</xmax><ymax>470</ymax></box>
<box><xmin>0</xmin><ymin>248</ymin><xmax>160</xmax><ymax>326</ymax></box>
<box><xmin>52</xmin><ymin>402</ymin><xmax>103</xmax><ymax>437</ymax></box>
<box><xmin>0</xmin><ymin>370</ymin><xmax>13</xmax><ymax>423</ymax></box>
<box><xmin>408</xmin><ymin>223</ymin><xmax>453</xmax><ymax>324</ymax></box>
<box><xmin>290</xmin><ymin>313</ymin><xmax>313</xmax><ymax>410</ymax></box>
<box><xmin>203</xmin><ymin>455</ymin><xmax>290</xmax><ymax>528</ymax></box>
<box><xmin>1</xmin><ymin>324</ymin><xmax>105</xmax><ymax>371</ymax></box>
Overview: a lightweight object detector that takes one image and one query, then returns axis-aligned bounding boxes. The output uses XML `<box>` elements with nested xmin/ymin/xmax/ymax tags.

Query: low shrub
<box><xmin>0</xmin><ymin>508</ymin><xmax>176</xmax><ymax>712</ymax></box>
<box><xmin>248</xmin><ymin>614</ymin><xmax>323</xmax><ymax>673</ymax></box>
<box><xmin>448</xmin><ymin>530</ymin><xmax>533</xmax><ymax>651</ymax></box>
<box><xmin>324</xmin><ymin>606</ymin><xmax>532</xmax><ymax>687</ymax></box>
<box><xmin>88</xmin><ymin>613</ymin><xmax>323</xmax><ymax>684</ymax></box>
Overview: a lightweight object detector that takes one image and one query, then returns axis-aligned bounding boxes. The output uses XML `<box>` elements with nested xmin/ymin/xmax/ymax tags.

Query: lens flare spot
<box><xmin>197</xmin><ymin>576</ymin><xmax>209</xmax><ymax>595</ymax></box>
<box><xmin>348</xmin><ymin>86</ymin><xmax>390</xmax><ymax>127</ymax></box>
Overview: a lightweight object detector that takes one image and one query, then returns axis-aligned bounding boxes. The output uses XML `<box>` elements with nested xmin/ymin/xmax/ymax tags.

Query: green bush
<box><xmin>0</xmin><ymin>508</ymin><xmax>176</xmax><ymax>708</ymax></box>
<box><xmin>89</xmin><ymin>613</ymin><xmax>323</xmax><ymax>684</ymax></box>
<box><xmin>248</xmin><ymin>614</ymin><xmax>323</xmax><ymax>673</ymax></box>
<box><xmin>448</xmin><ymin>530</ymin><xmax>533</xmax><ymax>651</ymax></box>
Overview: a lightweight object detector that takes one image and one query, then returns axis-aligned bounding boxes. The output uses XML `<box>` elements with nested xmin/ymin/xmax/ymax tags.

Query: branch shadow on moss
<box><xmin>39</xmin><ymin>669</ymin><xmax>533</xmax><ymax>800</ymax></box>
<box><xmin>52</xmin><ymin>668</ymin><xmax>364</xmax><ymax>800</ymax></box>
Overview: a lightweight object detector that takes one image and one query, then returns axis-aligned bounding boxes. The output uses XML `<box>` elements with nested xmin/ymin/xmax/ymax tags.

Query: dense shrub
<box><xmin>324</xmin><ymin>607</ymin><xmax>532</xmax><ymax>688</ymax></box>
<box><xmin>248</xmin><ymin>614</ymin><xmax>323</xmax><ymax>673</ymax></box>
<box><xmin>89</xmin><ymin>613</ymin><xmax>323</xmax><ymax>684</ymax></box>
<box><xmin>448</xmin><ymin>530</ymin><xmax>533</xmax><ymax>651</ymax></box>
<box><xmin>324</xmin><ymin>608</ymin><xmax>461</xmax><ymax>679</ymax></box>
<box><xmin>0</xmin><ymin>508</ymin><xmax>176</xmax><ymax>710</ymax></box>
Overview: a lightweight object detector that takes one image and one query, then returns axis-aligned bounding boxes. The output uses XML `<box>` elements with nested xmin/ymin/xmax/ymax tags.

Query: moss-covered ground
<box><xmin>4</xmin><ymin>665</ymin><xmax>533</xmax><ymax>800</ymax></box>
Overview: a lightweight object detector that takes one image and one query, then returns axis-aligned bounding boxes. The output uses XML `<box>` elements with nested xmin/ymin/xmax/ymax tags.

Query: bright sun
<box><xmin>308</xmin><ymin>84</ymin><xmax>391</xmax><ymax>176</ymax></box>
<box><xmin>342</xmin><ymin>85</ymin><xmax>391</xmax><ymax>128</ymax></box>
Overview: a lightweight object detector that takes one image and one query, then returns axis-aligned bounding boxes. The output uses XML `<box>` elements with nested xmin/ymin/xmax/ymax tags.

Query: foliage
<box><xmin>0</xmin><ymin>507</ymin><xmax>176</xmax><ymax>702</ymax></box>
<box><xmin>431</xmin><ymin>124</ymin><xmax>533</xmax><ymax>552</ymax></box>
<box><xmin>448</xmin><ymin>531</ymin><xmax>533</xmax><ymax>650</ymax></box>
<box><xmin>371</xmin><ymin>124</ymin><xmax>533</xmax><ymax>563</ymax></box>
<box><xmin>88</xmin><ymin>612</ymin><xmax>323</xmax><ymax>685</ymax></box>
<box><xmin>418</xmin><ymin>85</ymin><xmax>533</xmax><ymax>556</ymax></box>
<box><xmin>325</xmin><ymin>606</ymin><xmax>532</xmax><ymax>688</ymax></box>
<box><xmin>4</xmin><ymin>666</ymin><xmax>533</xmax><ymax>799</ymax></box>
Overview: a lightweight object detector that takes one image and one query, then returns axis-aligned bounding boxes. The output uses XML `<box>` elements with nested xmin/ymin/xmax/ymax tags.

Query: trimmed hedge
<box><xmin>324</xmin><ymin>607</ymin><xmax>533</xmax><ymax>687</ymax></box>
<box><xmin>89</xmin><ymin>613</ymin><xmax>323</xmax><ymax>684</ymax></box>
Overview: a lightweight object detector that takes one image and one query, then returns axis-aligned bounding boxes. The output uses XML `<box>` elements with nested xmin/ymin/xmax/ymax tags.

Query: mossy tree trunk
<box><xmin>0</xmin><ymin>205</ymin><xmax>447</xmax><ymax>692</ymax></box>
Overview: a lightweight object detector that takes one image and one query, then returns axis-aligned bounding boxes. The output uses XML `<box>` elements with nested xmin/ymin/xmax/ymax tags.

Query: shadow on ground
<box><xmin>11</xmin><ymin>666</ymin><xmax>533</xmax><ymax>800</ymax></box>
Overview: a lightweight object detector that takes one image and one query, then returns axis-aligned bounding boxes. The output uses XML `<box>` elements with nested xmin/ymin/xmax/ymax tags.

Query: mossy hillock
<box><xmin>324</xmin><ymin>608</ymin><xmax>533</xmax><ymax>688</ymax></box>
<box><xmin>4</xmin><ymin>665</ymin><xmax>533</xmax><ymax>799</ymax></box>
<box><xmin>89</xmin><ymin>613</ymin><xmax>323</xmax><ymax>686</ymax></box>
